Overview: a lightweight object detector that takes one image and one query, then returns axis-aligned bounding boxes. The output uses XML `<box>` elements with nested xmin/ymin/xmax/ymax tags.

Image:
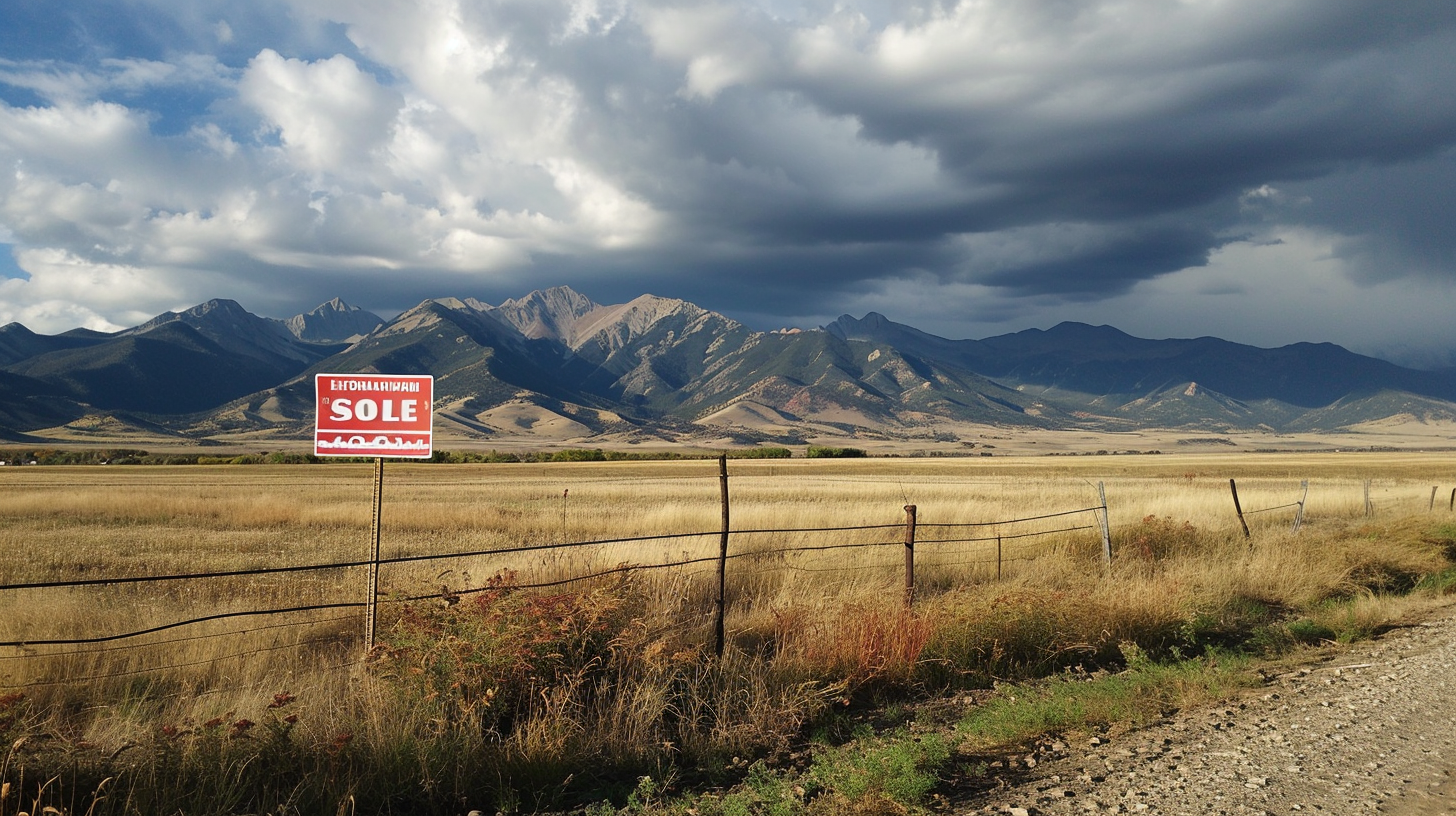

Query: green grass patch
<box><xmin>957</xmin><ymin>648</ymin><xmax>1259</xmax><ymax>751</ymax></box>
<box><xmin>806</xmin><ymin>727</ymin><xmax>950</xmax><ymax>808</ymax></box>
<box><xmin>1416</xmin><ymin>566</ymin><xmax>1456</xmax><ymax>595</ymax></box>
<box><xmin>671</xmin><ymin>729</ymin><xmax>951</xmax><ymax>816</ymax></box>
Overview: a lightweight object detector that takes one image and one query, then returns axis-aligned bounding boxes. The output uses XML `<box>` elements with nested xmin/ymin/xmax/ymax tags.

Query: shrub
<box><xmin>264</xmin><ymin>451</ymin><xmax>323</xmax><ymax>465</ymax></box>
<box><xmin>363</xmin><ymin>572</ymin><xmax>838</xmax><ymax>809</ymax></box>
<box><xmin>1121</xmin><ymin>515</ymin><xmax>1202</xmax><ymax>560</ymax></box>
<box><xmin>730</xmin><ymin>447</ymin><xmax>793</xmax><ymax>459</ymax></box>
<box><xmin>551</xmin><ymin>448</ymin><xmax>609</xmax><ymax>462</ymax></box>
<box><xmin>771</xmin><ymin>606</ymin><xmax>932</xmax><ymax>696</ymax></box>
<box><xmin>431</xmin><ymin>449</ymin><xmax>524</xmax><ymax>463</ymax></box>
<box><xmin>806</xmin><ymin>446</ymin><xmax>867</xmax><ymax>459</ymax></box>
<box><xmin>373</xmin><ymin>571</ymin><xmax>641</xmax><ymax>736</ymax></box>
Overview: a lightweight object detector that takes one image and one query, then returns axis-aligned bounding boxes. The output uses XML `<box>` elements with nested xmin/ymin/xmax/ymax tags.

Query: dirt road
<box><xmin>963</xmin><ymin>603</ymin><xmax>1456</xmax><ymax>815</ymax></box>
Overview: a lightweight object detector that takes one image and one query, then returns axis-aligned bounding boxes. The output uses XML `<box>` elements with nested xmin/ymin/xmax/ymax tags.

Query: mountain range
<box><xmin>3</xmin><ymin>286</ymin><xmax>1456</xmax><ymax>445</ymax></box>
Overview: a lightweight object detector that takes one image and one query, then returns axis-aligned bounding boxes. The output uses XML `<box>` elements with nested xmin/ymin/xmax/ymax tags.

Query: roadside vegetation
<box><xmin>2</xmin><ymin>454</ymin><xmax>1455</xmax><ymax>815</ymax></box>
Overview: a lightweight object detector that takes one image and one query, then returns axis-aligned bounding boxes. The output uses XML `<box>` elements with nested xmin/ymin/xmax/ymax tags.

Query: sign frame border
<box><xmin>313</xmin><ymin>373</ymin><xmax>435</xmax><ymax>459</ymax></box>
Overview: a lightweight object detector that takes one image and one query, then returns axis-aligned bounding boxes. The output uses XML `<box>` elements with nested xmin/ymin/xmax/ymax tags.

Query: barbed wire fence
<box><xmin>0</xmin><ymin>457</ymin><xmax>1117</xmax><ymax>689</ymax></box>
<box><xmin>6</xmin><ymin>459</ymin><xmax>1429</xmax><ymax>691</ymax></box>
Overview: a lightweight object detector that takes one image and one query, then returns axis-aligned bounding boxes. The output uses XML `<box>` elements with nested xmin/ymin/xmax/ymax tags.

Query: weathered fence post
<box><xmin>714</xmin><ymin>454</ymin><xmax>730</xmax><ymax>658</ymax></box>
<box><xmin>903</xmin><ymin>504</ymin><xmax>917</xmax><ymax>608</ymax></box>
<box><xmin>1292</xmin><ymin>480</ymin><xmax>1309</xmax><ymax>533</ymax></box>
<box><xmin>1449</xmin><ymin>487</ymin><xmax>1455</xmax><ymax>512</ymax></box>
<box><xmin>365</xmin><ymin>456</ymin><xmax>384</xmax><ymax>654</ymax></box>
<box><xmin>1430</xmin><ymin>486</ymin><xmax>1439</xmax><ymax>512</ymax></box>
<box><xmin>1098</xmin><ymin>481</ymin><xmax>1113</xmax><ymax>565</ymax></box>
<box><xmin>1364</xmin><ymin>480</ymin><xmax>1374</xmax><ymax>518</ymax></box>
<box><xmin>996</xmin><ymin>533</ymin><xmax>1003</xmax><ymax>581</ymax></box>
<box><xmin>1229</xmin><ymin>478</ymin><xmax>1251</xmax><ymax>539</ymax></box>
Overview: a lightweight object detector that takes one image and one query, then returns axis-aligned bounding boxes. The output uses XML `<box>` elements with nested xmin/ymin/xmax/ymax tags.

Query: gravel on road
<box><xmin>964</xmin><ymin>603</ymin><xmax>1456</xmax><ymax>816</ymax></box>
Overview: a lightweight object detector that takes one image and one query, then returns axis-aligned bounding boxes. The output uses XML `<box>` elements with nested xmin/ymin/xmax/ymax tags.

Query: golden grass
<box><xmin>1</xmin><ymin>455</ymin><xmax>1450</xmax><ymax>679</ymax></box>
<box><xmin>1</xmin><ymin>453</ymin><xmax>1454</xmax><ymax>813</ymax></box>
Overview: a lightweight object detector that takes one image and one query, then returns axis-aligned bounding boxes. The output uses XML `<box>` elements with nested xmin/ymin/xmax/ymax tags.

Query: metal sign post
<box><xmin>714</xmin><ymin>455</ymin><xmax>729</xmax><ymax>658</ymax></box>
<box><xmin>366</xmin><ymin>456</ymin><xmax>383</xmax><ymax>652</ymax></box>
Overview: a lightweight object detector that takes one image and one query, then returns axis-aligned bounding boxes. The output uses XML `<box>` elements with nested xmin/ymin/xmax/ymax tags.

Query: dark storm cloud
<box><xmin>733</xmin><ymin>2</ymin><xmax>1456</xmax><ymax>296</ymax></box>
<box><xmin>536</xmin><ymin>0</ymin><xmax>1456</xmax><ymax>311</ymax></box>
<box><xmin>968</xmin><ymin>222</ymin><xmax>1226</xmax><ymax>297</ymax></box>
<box><xmin>2</xmin><ymin>0</ymin><xmax>1456</xmax><ymax>359</ymax></box>
<box><xmin>1282</xmin><ymin>151</ymin><xmax>1456</xmax><ymax>282</ymax></box>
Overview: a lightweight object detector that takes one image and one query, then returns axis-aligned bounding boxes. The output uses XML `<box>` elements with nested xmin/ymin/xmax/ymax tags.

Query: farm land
<box><xmin>3</xmin><ymin>452</ymin><xmax>1456</xmax><ymax>815</ymax></box>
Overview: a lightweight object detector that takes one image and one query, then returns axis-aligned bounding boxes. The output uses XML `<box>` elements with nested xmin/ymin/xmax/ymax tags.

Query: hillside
<box><xmin>4</xmin><ymin>287</ymin><xmax>1456</xmax><ymax>447</ymax></box>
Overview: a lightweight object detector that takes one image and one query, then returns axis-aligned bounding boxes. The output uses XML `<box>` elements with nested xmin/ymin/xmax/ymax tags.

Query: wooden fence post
<box><xmin>1292</xmin><ymin>480</ymin><xmax>1309</xmax><ymax>533</ymax></box>
<box><xmin>365</xmin><ymin>456</ymin><xmax>384</xmax><ymax>654</ymax></box>
<box><xmin>1449</xmin><ymin>487</ymin><xmax>1454</xmax><ymax>512</ymax></box>
<box><xmin>903</xmin><ymin>504</ymin><xmax>917</xmax><ymax>608</ymax></box>
<box><xmin>1098</xmin><ymin>481</ymin><xmax>1113</xmax><ymax>565</ymax></box>
<box><xmin>1364</xmin><ymin>480</ymin><xmax>1374</xmax><ymax>518</ymax></box>
<box><xmin>996</xmin><ymin>533</ymin><xmax>1003</xmax><ymax>581</ymax></box>
<box><xmin>714</xmin><ymin>455</ymin><xmax>729</xmax><ymax>658</ymax></box>
<box><xmin>1229</xmin><ymin>478</ymin><xmax>1251</xmax><ymax>539</ymax></box>
<box><xmin>1430</xmin><ymin>486</ymin><xmax>1439</xmax><ymax>512</ymax></box>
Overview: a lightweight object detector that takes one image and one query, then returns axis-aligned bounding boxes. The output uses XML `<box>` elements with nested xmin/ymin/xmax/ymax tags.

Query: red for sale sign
<box><xmin>314</xmin><ymin>374</ymin><xmax>434</xmax><ymax>458</ymax></box>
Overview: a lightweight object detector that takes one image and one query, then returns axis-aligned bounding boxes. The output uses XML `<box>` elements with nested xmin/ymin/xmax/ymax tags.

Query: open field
<box><xmin>2</xmin><ymin>452</ymin><xmax>1456</xmax><ymax>814</ymax></box>
<box><xmin>21</xmin><ymin>410</ymin><xmax>1456</xmax><ymax>458</ymax></box>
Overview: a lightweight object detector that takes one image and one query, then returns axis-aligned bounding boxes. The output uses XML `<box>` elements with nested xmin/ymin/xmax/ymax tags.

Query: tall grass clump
<box><xmin>349</xmin><ymin>572</ymin><xmax>839</xmax><ymax>811</ymax></box>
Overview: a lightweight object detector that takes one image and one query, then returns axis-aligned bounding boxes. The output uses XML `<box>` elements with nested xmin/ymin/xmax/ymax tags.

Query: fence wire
<box><xmin>0</xmin><ymin>614</ymin><xmax>359</xmax><ymax>661</ymax></box>
<box><xmin>9</xmin><ymin>634</ymin><xmax>360</xmax><ymax>689</ymax></box>
<box><xmin>0</xmin><ymin>478</ymin><xmax>1106</xmax><ymax>686</ymax></box>
<box><xmin>1243</xmin><ymin>501</ymin><xmax>1301</xmax><ymax>515</ymax></box>
<box><xmin>5</xmin><ymin>467</ymin><xmax>1439</xmax><ymax>690</ymax></box>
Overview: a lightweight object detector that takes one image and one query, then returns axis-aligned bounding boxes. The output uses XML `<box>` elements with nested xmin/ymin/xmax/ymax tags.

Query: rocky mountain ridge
<box><xmin>284</xmin><ymin>297</ymin><xmax>385</xmax><ymax>343</ymax></box>
<box><xmin>3</xmin><ymin>287</ymin><xmax>1455</xmax><ymax>444</ymax></box>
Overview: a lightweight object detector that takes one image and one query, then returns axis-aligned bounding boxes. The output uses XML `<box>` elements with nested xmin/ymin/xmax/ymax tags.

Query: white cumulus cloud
<box><xmin>0</xmin><ymin>0</ymin><xmax>1452</xmax><ymax>364</ymax></box>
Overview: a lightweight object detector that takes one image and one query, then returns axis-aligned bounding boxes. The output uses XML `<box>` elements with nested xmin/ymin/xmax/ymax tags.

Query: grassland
<box><xmin>2</xmin><ymin>452</ymin><xmax>1456</xmax><ymax>815</ymax></box>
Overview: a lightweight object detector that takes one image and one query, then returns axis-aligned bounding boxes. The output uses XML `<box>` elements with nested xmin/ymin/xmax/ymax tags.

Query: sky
<box><xmin>2</xmin><ymin>1</ymin><xmax>1455</xmax><ymax>368</ymax></box>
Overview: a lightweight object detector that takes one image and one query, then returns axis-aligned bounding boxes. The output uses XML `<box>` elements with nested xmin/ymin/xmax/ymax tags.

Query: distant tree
<box><xmin>806</xmin><ymin>445</ymin><xmax>868</xmax><ymax>459</ymax></box>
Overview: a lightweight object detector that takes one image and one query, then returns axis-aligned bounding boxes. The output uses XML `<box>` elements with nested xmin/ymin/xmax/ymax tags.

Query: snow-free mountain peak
<box><xmin>126</xmin><ymin>298</ymin><xmax>324</xmax><ymax>365</ymax></box>
<box><xmin>285</xmin><ymin>298</ymin><xmax>384</xmax><ymax>343</ymax></box>
<box><xmin>568</xmin><ymin>293</ymin><xmax>729</xmax><ymax>353</ymax></box>
<box><xmin>492</xmin><ymin>286</ymin><xmax>600</xmax><ymax>343</ymax></box>
<box><xmin>488</xmin><ymin>287</ymin><xmax>739</xmax><ymax>357</ymax></box>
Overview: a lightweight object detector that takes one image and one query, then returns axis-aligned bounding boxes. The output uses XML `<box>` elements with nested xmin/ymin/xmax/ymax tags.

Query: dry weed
<box><xmin>1</xmin><ymin>455</ymin><xmax>1453</xmax><ymax>813</ymax></box>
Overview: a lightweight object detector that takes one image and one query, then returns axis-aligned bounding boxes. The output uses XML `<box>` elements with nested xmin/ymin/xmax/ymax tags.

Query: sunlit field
<box><xmin>2</xmin><ymin>452</ymin><xmax>1454</xmax><ymax>814</ymax></box>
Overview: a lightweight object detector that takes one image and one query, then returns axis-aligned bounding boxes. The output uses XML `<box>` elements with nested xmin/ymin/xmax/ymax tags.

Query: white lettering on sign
<box><xmin>327</xmin><ymin>398</ymin><xmax>420</xmax><ymax>422</ymax></box>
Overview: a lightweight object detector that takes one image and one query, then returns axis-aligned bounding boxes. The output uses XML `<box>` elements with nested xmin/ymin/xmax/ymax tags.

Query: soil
<box><xmin>956</xmin><ymin>601</ymin><xmax>1456</xmax><ymax>816</ymax></box>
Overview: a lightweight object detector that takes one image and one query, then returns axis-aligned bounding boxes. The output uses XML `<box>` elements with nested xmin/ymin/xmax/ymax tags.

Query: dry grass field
<box><xmin>2</xmin><ymin>452</ymin><xmax>1455</xmax><ymax>815</ymax></box>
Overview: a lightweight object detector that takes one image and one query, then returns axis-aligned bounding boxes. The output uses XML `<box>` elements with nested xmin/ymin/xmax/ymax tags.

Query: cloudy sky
<box><xmin>2</xmin><ymin>1</ymin><xmax>1455</xmax><ymax>366</ymax></box>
